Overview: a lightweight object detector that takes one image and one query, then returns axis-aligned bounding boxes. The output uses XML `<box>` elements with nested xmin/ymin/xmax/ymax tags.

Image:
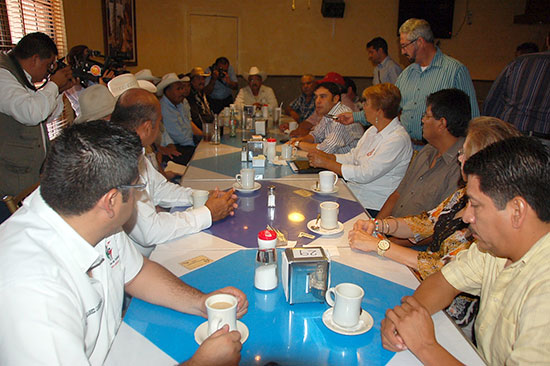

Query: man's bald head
<box><xmin>110</xmin><ymin>88</ymin><xmax>161</xmax><ymax>132</ymax></box>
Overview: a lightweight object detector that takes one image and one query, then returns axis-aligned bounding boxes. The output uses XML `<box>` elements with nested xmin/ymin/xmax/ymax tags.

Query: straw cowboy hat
<box><xmin>107</xmin><ymin>73</ymin><xmax>140</xmax><ymax>97</ymax></box>
<box><xmin>135</xmin><ymin>68</ymin><xmax>160</xmax><ymax>84</ymax></box>
<box><xmin>156</xmin><ymin>72</ymin><xmax>190</xmax><ymax>96</ymax></box>
<box><xmin>189</xmin><ymin>66</ymin><xmax>211</xmax><ymax>78</ymax></box>
<box><xmin>137</xmin><ymin>79</ymin><xmax>157</xmax><ymax>94</ymax></box>
<box><xmin>243</xmin><ymin>66</ymin><xmax>267</xmax><ymax>82</ymax></box>
<box><xmin>74</xmin><ymin>84</ymin><xmax>115</xmax><ymax>123</ymax></box>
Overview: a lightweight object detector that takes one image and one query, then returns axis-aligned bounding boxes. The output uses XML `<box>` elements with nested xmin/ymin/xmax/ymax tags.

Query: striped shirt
<box><xmin>310</xmin><ymin>102</ymin><xmax>363</xmax><ymax>154</ymax></box>
<box><xmin>442</xmin><ymin>234</ymin><xmax>550</xmax><ymax>365</ymax></box>
<box><xmin>395</xmin><ymin>48</ymin><xmax>479</xmax><ymax>141</ymax></box>
<box><xmin>483</xmin><ymin>52</ymin><xmax>550</xmax><ymax>134</ymax></box>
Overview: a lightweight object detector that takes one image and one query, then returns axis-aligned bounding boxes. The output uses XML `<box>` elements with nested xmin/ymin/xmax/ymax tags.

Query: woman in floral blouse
<box><xmin>348</xmin><ymin>117</ymin><xmax>521</xmax><ymax>331</ymax></box>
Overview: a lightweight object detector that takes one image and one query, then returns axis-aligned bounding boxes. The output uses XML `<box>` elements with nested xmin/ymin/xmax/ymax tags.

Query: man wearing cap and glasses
<box><xmin>0</xmin><ymin>32</ymin><xmax>74</xmax><ymax>199</ymax></box>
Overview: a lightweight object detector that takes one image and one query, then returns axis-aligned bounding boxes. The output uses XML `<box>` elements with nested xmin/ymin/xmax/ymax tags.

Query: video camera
<box><xmin>66</xmin><ymin>49</ymin><xmax>131</xmax><ymax>86</ymax></box>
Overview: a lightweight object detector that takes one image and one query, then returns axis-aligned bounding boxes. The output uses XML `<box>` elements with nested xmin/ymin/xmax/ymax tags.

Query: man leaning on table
<box><xmin>381</xmin><ymin>136</ymin><xmax>550</xmax><ymax>365</ymax></box>
<box><xmin>0</xmin><ymin>121</ymin><xmax>247</xmax><ymax>366</ymax></box>
<box><xmin>110</xmin><ymin>88</ymin><xmax>238</xmax><ymax>257</ymax></box>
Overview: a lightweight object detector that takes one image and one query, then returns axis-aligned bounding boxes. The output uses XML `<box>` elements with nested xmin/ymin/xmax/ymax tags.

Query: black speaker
<box><xmin>321</xmin><ymin>0</ymin><xmax>345</xmax><ymax>18</ymax></box>
<box><xmin>398</xmin><ymin>0</ymin><xmax>455</xmax><ymax>39</ymax></box>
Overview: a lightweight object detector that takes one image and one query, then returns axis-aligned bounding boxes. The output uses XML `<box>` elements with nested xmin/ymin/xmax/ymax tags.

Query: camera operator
<box><xmin>204</xmin><ymin>57</ymin><xmax>238</xmax><ymax>114</ymax></box>
<box><xmin>0</xmin><ymin>32</ymin><xmax>75</xmax><ymax>198</ymax></box>
<box><xmin>64</xmin><ymin>45</ymin><xmax>115</xmax><ymax>118</ymax></box>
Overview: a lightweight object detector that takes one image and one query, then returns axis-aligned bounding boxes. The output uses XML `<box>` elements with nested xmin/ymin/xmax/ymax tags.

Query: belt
<box><xmin>410</xmin><ymin>138</ymin><xmax>426</xmax><ymax>146</ymax></box>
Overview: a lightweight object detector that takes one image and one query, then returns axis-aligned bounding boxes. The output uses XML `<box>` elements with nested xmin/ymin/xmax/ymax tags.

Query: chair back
<box><xmin>2</xmin><ymin>183</ymin><xmax>39</xmax><ymax>214</ymax></box>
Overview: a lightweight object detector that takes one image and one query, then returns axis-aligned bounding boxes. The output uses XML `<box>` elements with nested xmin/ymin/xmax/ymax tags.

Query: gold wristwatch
<box><xmin>377</xmin><ymin>239</ymin><xmax>390</xmax><ymax>256</ymax></box>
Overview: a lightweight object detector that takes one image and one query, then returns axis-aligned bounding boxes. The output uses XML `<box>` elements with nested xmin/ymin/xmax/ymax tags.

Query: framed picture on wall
<box><xmin>101</xmin><ymin>0</ymin><xmax>137</xmax><ymax>66</ymax></box>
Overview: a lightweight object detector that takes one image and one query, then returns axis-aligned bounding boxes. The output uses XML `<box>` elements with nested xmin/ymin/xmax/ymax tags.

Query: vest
<box><xmin>0</xmin><ymin>52</ymin><xmax>49</xmax><ymax>197</ymax></box>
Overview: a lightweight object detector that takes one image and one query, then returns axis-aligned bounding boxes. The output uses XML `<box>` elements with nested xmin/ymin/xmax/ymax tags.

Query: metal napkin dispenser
<box><xmin>281</xmin><ymin>247</ymin><xmax>330</xmax><ymax>304</ymax></box>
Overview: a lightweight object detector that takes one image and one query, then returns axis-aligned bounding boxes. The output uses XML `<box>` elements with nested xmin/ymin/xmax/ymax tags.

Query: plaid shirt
<box><xmin>289</xmin><ymin>93</ymin><xmax>315</xmax><ymax>122</ymax></box>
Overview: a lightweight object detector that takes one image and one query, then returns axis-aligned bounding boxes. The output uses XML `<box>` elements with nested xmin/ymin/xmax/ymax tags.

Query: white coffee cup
<box><xmin>320</xmin><ymin>201</ymin><xmax>339</xmax><ymax>230</ymax></box>
<box><xmin>319</xmin><ymin>171</ymin><xmax>338</xmax><ymax>192</ymax></box>
<box><xmin>288</xmin><ymin>121</ymin><xmax>298</xmax><ymax>131</ymax></box>
<box><xmin>325</xmin><ymin>283</ymin><xmax>364</xmax><ymax>328</ymax></box>
<box><xmin>205</xmin><ymin>293</ymin><xmax>238</xmax><ymax>336</ymax></box>
<box><xmin>281</xmin><ymin>144</ymin><xmax>297</xmax><ymax>160</ymax></box>
<box><xmin>235</xmin><ymin>168</ymin><xmax>255</xmax><ymax>189</ymax></box>
<box><xmin>192</xmin><ymin>190</ymin><xmax>209</xmax><ymax>209</ymax></box>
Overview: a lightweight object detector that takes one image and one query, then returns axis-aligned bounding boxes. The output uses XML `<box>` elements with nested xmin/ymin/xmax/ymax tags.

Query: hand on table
<box><xmin>353</xmin><ymin>219</ymin><xmax>375</xmax><ymax>232</ymax></box>
<box><xmin>289</xmin><ymin>127</ymin><xmax>309</xmax><ymax>137</ymax></box>
<box><xmin>383</xmin><ymin>296</ymin><xmax>438</xmax><ymax>355</ymax></box>
<box><xmin>334</xmin><ymin>112</ymin><xmax>354</xmax><ymax>125</ymax></box>
<box><xmin>186</xmin><ymin>325</ymin><xmax>242</xmax><ymax>366</ymax></box>
<box><xmin>307</xmin><ymin>150</ymin><xmax>334</xmax><ymax>168</ymax></box>
<box><xmin>348</xmin><ymin>226</ymin><xmax>378</xmax><ymax>253</ymax></box>
<box><xmin>205</xmin><ymin>188</ymin><xmax>238</xmax><ymax>221</ymax></box>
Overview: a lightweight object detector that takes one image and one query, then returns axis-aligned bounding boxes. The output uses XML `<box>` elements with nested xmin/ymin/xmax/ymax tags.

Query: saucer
<box><xmin>311</xmin><ymin>184</ymin><xmax>339</xmax><ymax>194</ymax></box>
<box><xmin>307</xmin><ymin>219</ymin><xmax>344</xmax><ymax>235</ymax></box>
<box><xmin>194</xmin><ymin>320</ymin><xmax>249</xmax><ymax>345</ymax></box>
<box><xmin>233</xmin><ymin>182</ymin><xmax>261</xmax><ymax>193</ymax></box>
<box><xmin>322</xmin><ymin>308</ymin><xmax>373</xmax><ymax>336</ymax></box>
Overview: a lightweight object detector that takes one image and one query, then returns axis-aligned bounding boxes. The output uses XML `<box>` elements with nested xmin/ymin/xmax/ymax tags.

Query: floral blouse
<box><xmin>402</xmin><ymin>187</ymin><xmax>472</xmax><ymax>279</ymax></box>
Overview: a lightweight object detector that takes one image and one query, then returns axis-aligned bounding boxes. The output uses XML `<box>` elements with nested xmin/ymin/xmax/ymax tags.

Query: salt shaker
<box><xmin>255</xmin><ymin>230</ymin><xmax>278</xmax><ymax>291</ymax></box>
<box><xmin>267</xmin><ymin>185</ymin><xmax>276</xmax><ymax>208</ymax></box>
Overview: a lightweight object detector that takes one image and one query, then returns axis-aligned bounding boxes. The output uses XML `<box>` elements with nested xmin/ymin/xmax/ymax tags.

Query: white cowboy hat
<box><xmin>243</xmin><ymin>66</ymin><xmax>267</xmax><ymax>82</ymax></box>
<box><xmin>107</xmin><ymin>73</ymin><xmax>140</xmax><ymax>97</ymax></box>
<box><xmin>137</xmin><ymin>79</ymin><xmax>157</xmax><ymax>94</ymax></box>
<box><xmin>156</xmin><ymin>72</ymin><xmax>190</xmax><ymax>96</ymax></box>
<box><xmin>74</xmin><ymin>84</ymin><xmax>116</xmax><ymax>123</ymax></box>
<box><xmin>135</xmin><ymin>69</ymin><xmax>161</xmax><ymax>84</ymax></box>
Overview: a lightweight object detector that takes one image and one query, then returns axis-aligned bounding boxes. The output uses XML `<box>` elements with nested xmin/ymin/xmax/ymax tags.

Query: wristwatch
<box><xmin>377</xmin><ymin>239</ymin><xmax>390</xmax><ymax>256</ymax></box>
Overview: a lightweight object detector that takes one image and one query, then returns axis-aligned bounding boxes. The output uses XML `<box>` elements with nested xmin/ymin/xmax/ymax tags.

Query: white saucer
<box><xmin>322</xmin><ymin>308</ymin><xmax>373</xmax><ymax>336</ymax></box>
<box><xmin>194</xmin><ymin>320</ymin><xmax>249</xmax><ymax>345</ymax></box>
<box><xmin>311</xmin><ymin>184</ymin><xmax>339</xmax><ymax>194</ymax></box>
<box><xmin>233</xmin><ymin>182</ymin><xmax>261</xmax><ymax>192</ymax></box>
<box><xmin>307</xmin><ymin>219</ymin><xmax>344</xmax><ymax>235</ymax></box>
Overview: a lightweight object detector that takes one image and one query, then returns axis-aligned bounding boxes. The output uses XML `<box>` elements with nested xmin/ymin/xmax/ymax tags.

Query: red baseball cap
<box><xmin>318</xmin><ymin>72</ymin><xmax>345</xmax><ymax>86</ymax></box>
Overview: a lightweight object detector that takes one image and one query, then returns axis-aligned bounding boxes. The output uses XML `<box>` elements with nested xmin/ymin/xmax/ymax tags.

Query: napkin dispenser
<box><xmin>281</xmin><ymin>247</ymin><xmax>330</xmax><ymax>304</ymax></box>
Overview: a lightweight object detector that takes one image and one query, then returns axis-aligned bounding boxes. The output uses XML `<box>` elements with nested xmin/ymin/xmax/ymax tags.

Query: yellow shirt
<box><xmin>441</xmin><ymin>233</ymin><xmax>550</xmax><ymax>365</ymax></box>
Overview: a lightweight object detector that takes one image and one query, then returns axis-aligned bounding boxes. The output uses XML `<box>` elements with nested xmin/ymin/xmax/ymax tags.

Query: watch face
<box><xmin>378</xmin><ymin>240</ymin><xmax>390</xmax><ymax>250</ymax></box>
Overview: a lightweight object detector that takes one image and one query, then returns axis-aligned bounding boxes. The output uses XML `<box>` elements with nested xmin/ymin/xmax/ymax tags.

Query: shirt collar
<box><xmin>441</xmin><ymin>137</ymin><xmax>464</xmax><ymax>165</ymax></box>
<box><xmin>328</xmin><ymin>102</ymin><xmax>342</xmax><ymax>115</ymax></box>
<box><xmin>412</xmin><ymin>47</ymin><xmax>443</xmax><ymax>72</ymax></box>
<box><xmin>511</xmin><ymin>232</ymin><xmax>550</xmax><ymax>267</ymax></box>
<box><xmin>372</xmin><ymin>117</ymin><xmax>401</xmax><ymax>136</ymax></box>
<box><xmin>377</xmin><ymin>56</ymin><xmax>390</xmax><ymax>68</ymax></box>
<box><xmin>26</xmin><ymin>189</ymin><xmax>104</xmax><ymax>273</ymax></box>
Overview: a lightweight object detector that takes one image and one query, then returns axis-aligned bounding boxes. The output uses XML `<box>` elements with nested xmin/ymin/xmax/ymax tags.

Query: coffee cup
<box><xmin>235</xmin><ymin>168</ymin><xmax>255</xmax><ymax>189</ymax></box>
<box><xmin>320</xmin><ymin>201</ymin><xmax>339</xmax><ymax>230</ymax></box>
<box><xmin>288</xmin><ymin>121</ymin><xmax>298</xmax><ymax>131</ymax></box>
<box><xmin>192</xmin><ymin>190</ymin><xmax>209</xmax><ymax>209</ymax></box>
<box><xmin>319</xmin><ymin>171</ymin><xmax>338</xmax><ymax>192</ymax></box>
<box><xmin>281</xmin><ymin>144</ymin><xmax>297</xmax><ymax>160</ymax></box>
<box><xmin>325</xmin><ymin>283</ymin><xmax>364</xmax><ymax>328</ymax></box>
<box><xmin>205</xmin><ymin>293</ymin><xmax>238</xmax><ymax>336</ymax></box>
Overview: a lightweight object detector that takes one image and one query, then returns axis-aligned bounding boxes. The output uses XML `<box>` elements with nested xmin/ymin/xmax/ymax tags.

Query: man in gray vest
<box><xmin>0</xmin><ymin>32</ymin><xmax>73</xmax><ymax>197</ymax></box>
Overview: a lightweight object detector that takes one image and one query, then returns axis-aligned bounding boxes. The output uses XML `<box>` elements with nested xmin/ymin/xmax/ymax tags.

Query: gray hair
<box><xmin>399</xmin><ymin>18</ymin><xmax>434</xmax><ymax>44</ymax></box>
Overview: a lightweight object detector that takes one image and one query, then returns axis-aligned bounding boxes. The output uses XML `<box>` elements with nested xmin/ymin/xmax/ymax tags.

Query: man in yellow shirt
<box><xmin>381</xmin><ymin>136</ymin><xmax>550</xmax><ymax>365</ymax></box>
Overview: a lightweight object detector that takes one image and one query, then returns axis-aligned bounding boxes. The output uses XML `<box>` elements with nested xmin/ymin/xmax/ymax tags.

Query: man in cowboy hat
<box><xmin>156</xmin><ymin>72</ymin><xmax>202</xmax><ymax>166</ymax></box>
<box><xmin>234</xmin><ymin>66</ymin><xmax>278</xmax><ymax>110</ymax></box>
<box><xmin>73</xmin><ymin>84</ymin><xmax>116</xmax><ymax>123</ymax></box>
<box><xmin>135</xmin><ymin>68</ymin><xmax>161</xmax><ymax>84</ymax></box>
<box><xmin>188</xmin><ymin>66</ymin><xmax>214</xmax><ymax>131</ymax></box>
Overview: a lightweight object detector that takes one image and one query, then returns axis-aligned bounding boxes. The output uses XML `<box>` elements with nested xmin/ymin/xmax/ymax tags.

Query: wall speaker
<box><xmin>321</xmin><ymin>0</ymin><xmax>345</xmax><ymax>18</ymax></box>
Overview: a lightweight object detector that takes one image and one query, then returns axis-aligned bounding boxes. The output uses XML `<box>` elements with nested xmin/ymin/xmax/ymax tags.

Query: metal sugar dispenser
<box><xmin>255</xmin><ymin>230</ymin><xmax>278</xmax><ymax>291</ymax></box>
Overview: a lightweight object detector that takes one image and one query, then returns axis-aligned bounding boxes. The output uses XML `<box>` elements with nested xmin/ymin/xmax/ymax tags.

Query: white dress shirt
<box><xmin>127</xmin><ymin>154</ymin><xmax>212</xmax><ymax>256</ymax></box>
<box><xmin>335</xmin><ymin>117</ymin><xmax>412</xmax><ymax>210</ymax></box>
<box><xmin>0</xmin><ymin>189</ymin><xmax>144</xmax><ymax>365</ymax></box>
<box><xmin>234</xmin><ymin>84</ymin><xmax>278</xmax><ymax>110</ymax></box>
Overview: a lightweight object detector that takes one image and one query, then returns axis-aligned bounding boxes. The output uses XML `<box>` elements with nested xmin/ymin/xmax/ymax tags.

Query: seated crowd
<box><xmin>1</xmin><ymin>17</ymin><xmax>549</xmax><ymax>366</ymax></box>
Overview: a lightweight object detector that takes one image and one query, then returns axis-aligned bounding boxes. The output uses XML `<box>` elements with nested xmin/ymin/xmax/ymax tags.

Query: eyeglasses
<box><xmin>400</xmin><ymin>38</ymin><xmax>418</xmax><ymax>49</ymax></box>
<box><xmin>117</xmin><ymin>181</ymin><xmax>147</xmax><ymax>191</ymax></box>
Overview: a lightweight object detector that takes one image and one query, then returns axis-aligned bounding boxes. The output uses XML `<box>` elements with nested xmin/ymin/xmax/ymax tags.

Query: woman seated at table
<box><xmin>348</xmin><ymin>117</ymin><xmax>521</xmax><ymax>333</ymax></box>
<box><xmin>307</xmin><ymin>83</ymin><xmax>412</xmax><ymax>217</ymax></box>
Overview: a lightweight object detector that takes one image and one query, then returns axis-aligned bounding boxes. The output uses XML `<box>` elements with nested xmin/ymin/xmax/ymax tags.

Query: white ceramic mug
<box><xmin>281</xmin><ymin>144</ymin><xmax>297</xmax><ymax>160</ymax></box>
<box><xmin>235</xmin><ymin>168</ymin><xmax>255</xmax><ymax>189</ymax></box>
<box><xmin>288</xmin><ymin>121</ymin><xmax>298</xmax><ymax>131</ymax></box>
<box><xmin>320</xmin><ymin>201</ymin><xmax>339</xmax><ymax>230</ymax></box>
<box><xmin>325</xmin><ymin>283</ymin><xmax>364</xmax><ymax>328</ymax></box>
<box><xmin>319</xmin><ymin>171</ymin><xmax>338</xmax><ymax>192</ymax></box>
<box><xmin>192</xmin><ymin>190</ymin><xmax>209</xmax><ymax>209</ymax></box>
<box><xmin>206</xmin><ymin>293</ymin><xmax>238</xmax><ymax>336</ymax></box>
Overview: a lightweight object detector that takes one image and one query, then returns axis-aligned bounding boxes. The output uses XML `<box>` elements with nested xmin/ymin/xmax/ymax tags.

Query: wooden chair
<box><xmin>2</xmin><ymin>182</ymin><xmax>40</xmax><ymax>214</ymax></box>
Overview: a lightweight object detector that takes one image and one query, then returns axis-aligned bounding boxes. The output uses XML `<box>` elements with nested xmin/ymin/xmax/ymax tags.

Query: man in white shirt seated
<box><xmin>0</xmin><ymin>121</ymin><xmax>248</xmax><ymax>366</ymax></box>
<box><xmin>110</xmin><ymin>88</ymin><xmax>238</xmax><ymax>256</ymax></box>
<box><xmin>289</xmin><ymin>82</ymin><xmax>364</xmax><ymax>154</ymax></box>
<box><xmin>234</xmin><ymin>66</ymin><xmax>278</xmax><ymax>110</ymax></box>
<box><xmin>380</xmin><ymin>136</ymin><xmax>550</xmax><ymax>365</ymax></box>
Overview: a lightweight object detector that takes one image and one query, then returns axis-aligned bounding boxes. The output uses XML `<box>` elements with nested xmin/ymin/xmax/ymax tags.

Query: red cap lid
<box><xmin>267</xmin><ymin>138</ymin><xmax>277</xmax><ymax>142</ymax></box>
<box><xmin>258</xmin><ymin>229</ymin><xmax>277</xmax><ymax>240</ymax></box>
